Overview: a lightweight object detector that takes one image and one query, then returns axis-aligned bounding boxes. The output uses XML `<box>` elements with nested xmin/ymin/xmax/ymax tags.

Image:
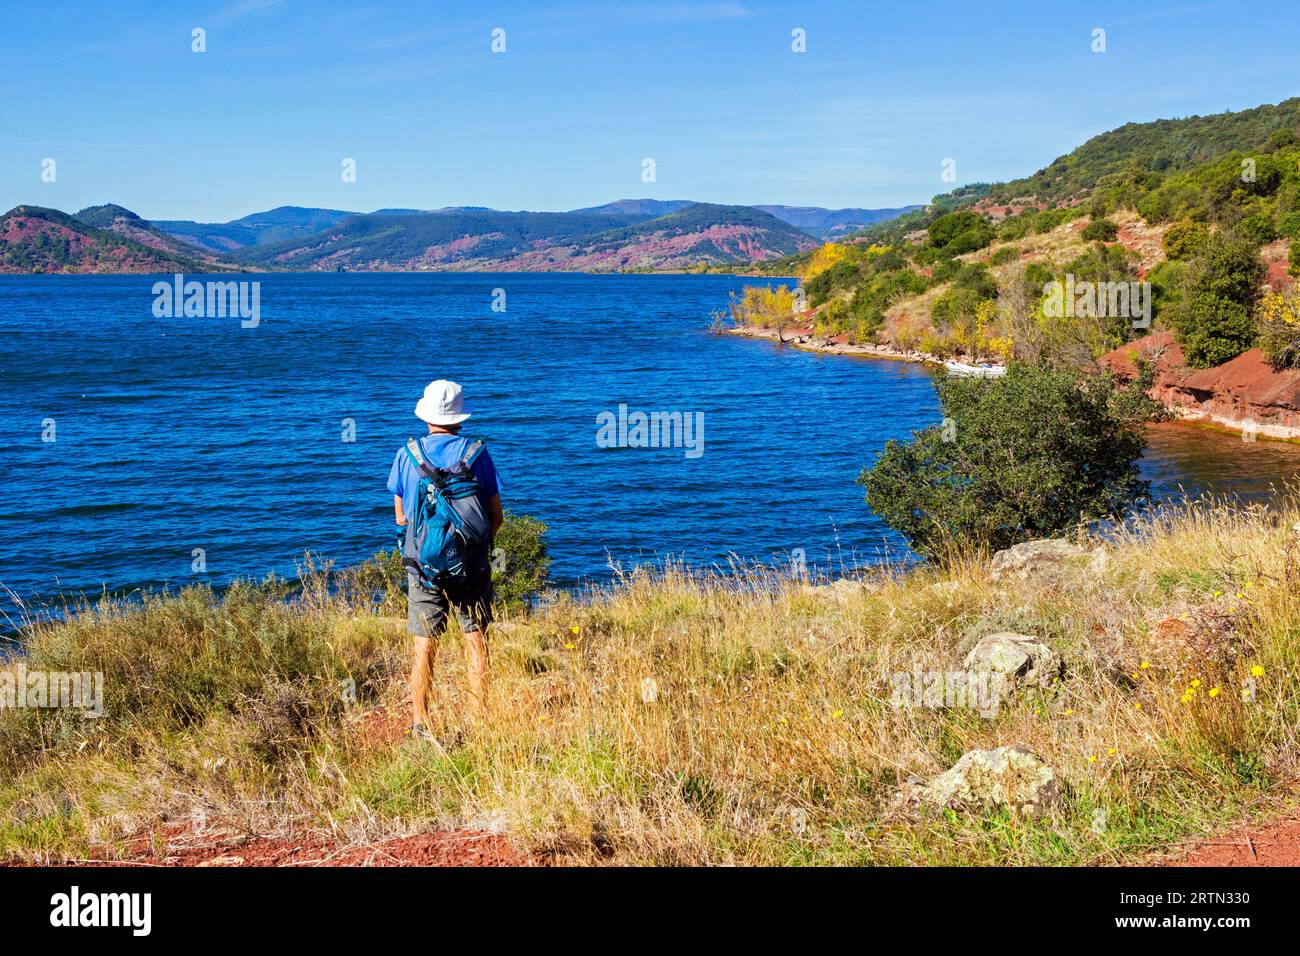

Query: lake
<box><xmin>2</xmin><ymin>272</ymin><xmax>1299</xmax><ymax>609</ymax></box>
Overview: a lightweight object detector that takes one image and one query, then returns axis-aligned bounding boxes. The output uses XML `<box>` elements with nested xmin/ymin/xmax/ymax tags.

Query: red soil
<box><xmin>1166</xmin><ymin>815</ymin><xmax>1300</xmax><ymax>866</ymax></box>
<box><xmin>1100</xmin><ymin>330</ymin><xmax>1300</xmax><ymax>438</ymax></box>
<box><xmin>65</xmin><ymin>824</ymin><xmax>532</xmax><ymax>867</ymax></box>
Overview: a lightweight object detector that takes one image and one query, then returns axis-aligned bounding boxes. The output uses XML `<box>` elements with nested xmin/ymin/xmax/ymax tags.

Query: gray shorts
<box><xmin>406</xmin><ymin>571</ymin><xmax>493</xmax><ymax>638</ymax></box>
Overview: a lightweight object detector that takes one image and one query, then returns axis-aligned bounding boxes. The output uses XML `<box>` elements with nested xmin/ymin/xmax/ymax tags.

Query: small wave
<box><xmin>54</xmin><ymin>502</ymin><xmax>139</xmax><ymax>518</ymax></box>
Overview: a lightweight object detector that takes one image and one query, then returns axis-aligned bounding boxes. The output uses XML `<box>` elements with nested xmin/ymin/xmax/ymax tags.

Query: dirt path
<box><xmin>1164</xmin><ymin>815</ymin><xmax>1300</xmax><ymax>866</ymax></box>
<box><xmin>5</xmin><ymin>822</ymin><xmax>531</xmax><ymax>867</ymax></box>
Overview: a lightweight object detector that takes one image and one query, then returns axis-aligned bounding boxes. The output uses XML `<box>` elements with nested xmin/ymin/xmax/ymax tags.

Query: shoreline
<box><xmin>724</xmin><ymin>324</ymin><xmax>949</xmax><ymax>367</ymax></box>
<box><xmin>733</xmin><ymin>324</ymin><xmax>1300</xmax><ymax>443</ymax></box>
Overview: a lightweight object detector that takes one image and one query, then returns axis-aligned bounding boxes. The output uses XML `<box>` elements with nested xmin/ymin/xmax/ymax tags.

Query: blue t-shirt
<box><xmin>387</xmin><ymin>434</ymin><xmax>503</xmax><ymax>520</ymax></box>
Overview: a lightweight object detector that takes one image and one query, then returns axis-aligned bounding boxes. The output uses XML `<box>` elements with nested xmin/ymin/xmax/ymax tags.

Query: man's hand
<box><xmin>393</xmin><ymin>495</ymin><xmax>409</xmax><ymax>552</ymax></box>
<box><xmin>488</xmin><ymin>495</ymin><xmax>504</xmax><ymax>536</ymax></box>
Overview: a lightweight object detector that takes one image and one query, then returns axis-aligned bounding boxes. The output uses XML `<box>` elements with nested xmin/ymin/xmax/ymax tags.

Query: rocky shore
<box><xmin>1101</xmin><ymin>330</ymin><xmax>1300</xmax><ymax>441</ymax></box>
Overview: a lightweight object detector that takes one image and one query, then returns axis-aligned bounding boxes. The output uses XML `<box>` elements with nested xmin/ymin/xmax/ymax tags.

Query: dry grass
<box><xmin>3</xmin><ymin>499</ymin><xmax>1299</xmax><ymax>866</ymax></box>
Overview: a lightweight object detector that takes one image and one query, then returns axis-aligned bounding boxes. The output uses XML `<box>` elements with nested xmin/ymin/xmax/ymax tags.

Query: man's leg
<box><xmin>407</xmin><ymin>572</ymin><xmax>448</xmax><ymax>729</ymax></box>
<box><xmin>457</xmin><ymin>581</ymin><xmax>494</xmax><ymax>714</ymax></box>
<box><xmin>410</xmin><ymin>636</ymin><xmax>437</xmax><ymax>729</ymax></box>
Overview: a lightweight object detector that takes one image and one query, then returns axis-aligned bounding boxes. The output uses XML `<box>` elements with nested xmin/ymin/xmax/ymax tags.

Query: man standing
<box><xmin>388</xmin><ymin>380</ymin><xmax>504</xmax><ymax>739</ymax></box>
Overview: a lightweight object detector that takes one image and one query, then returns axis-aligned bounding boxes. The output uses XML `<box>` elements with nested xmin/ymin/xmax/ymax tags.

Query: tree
<box><xmin>923</xmin><ymin>210</ymin><xmax>996</xmax><ymax>257</ymax></box>
<box><xmin>1257</xmin><ymin>290</ymin><xmax>1300</xmax><ymax>370</ymax></box>
<box><xmin>859</xmin><ymin>363</ymin><xmax>1160</xmax><ymax>560</ymax></box>
<box><xmin>1170</xmin><ymin>233</ymin><xmax>1265</xmax><ymax>367</ymax></box>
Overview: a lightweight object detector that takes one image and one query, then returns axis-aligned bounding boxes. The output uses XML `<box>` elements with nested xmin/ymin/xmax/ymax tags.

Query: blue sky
<box><xmin>2</xmin><ymin>0</ymin><xmax>1297</xmax><ymax>221</ymax></box>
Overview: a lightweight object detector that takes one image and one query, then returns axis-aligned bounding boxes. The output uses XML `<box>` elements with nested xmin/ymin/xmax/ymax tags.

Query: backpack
<box><xmin>402</xmin><ymin>436</ymin><xmax>494</xmax><ymax>597</ymax></box>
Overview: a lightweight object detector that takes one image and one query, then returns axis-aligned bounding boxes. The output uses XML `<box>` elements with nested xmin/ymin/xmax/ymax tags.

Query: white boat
<box><xmin>943</xmin><ymin>361</ymin><xmax>1007</xmax><ymax>377</ymax></box>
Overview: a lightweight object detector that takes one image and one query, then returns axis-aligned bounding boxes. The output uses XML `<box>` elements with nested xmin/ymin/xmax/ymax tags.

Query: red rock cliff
<box><xmin>1100</xmin><ymin>331</ymin><xmax>1300</xmax><ymax>440</ymax></box>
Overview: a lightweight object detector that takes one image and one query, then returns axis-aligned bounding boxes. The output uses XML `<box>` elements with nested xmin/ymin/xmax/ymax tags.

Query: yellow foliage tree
<box><xmin>1257</xmin><ymin>290</ymin><xmax>1300</xmax><ymax>369</ymax></box>
<box><xmin>803</xmin><ymin>243</ymin><xmax>854</xmax><ymax>282</ymax></box>
<box><xmin>730</xmin><ymin>285</ymin><xmax>799</xmax><ymax>330</ymax></box>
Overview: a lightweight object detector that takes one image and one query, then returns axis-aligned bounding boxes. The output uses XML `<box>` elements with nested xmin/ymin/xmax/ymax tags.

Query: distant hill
<box><xmin>754</xmin><ymin>204</ymin><xmax>925</xmax><ymax>238</ymax></box>
<box><xmin>74</xmin><ymin>204</ymin><xmax>231</xmax><ymax>265</ymax></box>
<box><xmin>0</xmin><ymin>205</ymin><xmax>212</xmax><ymax>274</ymax></box>
<box><xmin>154</xmin><ymin>205</ymin><xmax>359</xmax><ymax>253</ymax></box>
<box><xmin>552</xmin><ymin>203</ymin><xmax>818</xmax><ymax>270</ymax></box>
<box><xmin>988</xmin><ymin>96</ymin><xmax>1300</xmax><ymax>204</ymax></box>
<box><xmin>231</xmin><ymin>202</ymin><xmax>818</xmax><ymax>271</ymax></box>
<box><xmin>0</xmin><ymin>199</ymin><xmax>917</xmax><ymax>273</ymax></box>
<box><xmin>569</xmin><ymin>199</ymin><xmax>697</xmax><ymax>218</ymax></box>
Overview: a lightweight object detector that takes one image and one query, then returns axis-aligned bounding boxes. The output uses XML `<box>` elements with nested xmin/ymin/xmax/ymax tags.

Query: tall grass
<box><xmin>2</xmin><ymin>500</ymin><xmax>1298</xmax><ymax>865</ymax></box>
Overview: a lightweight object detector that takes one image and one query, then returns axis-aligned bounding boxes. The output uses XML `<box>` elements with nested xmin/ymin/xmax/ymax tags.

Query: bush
<box><xmin>1170</xmin><ymin>234</ymin><xmax>1265</xmax><ymax>367</ymax></box>
<box><xmin>1278</xmin><ymin>212</ymin><xmax>1300</xmax><ymax>241</ymax></box>
<box><xmin>924</xmin><ymin>210</ymin><xmax>995</xmax><ymax>256</ymax></box>
<box><xmin>859</xmin><ymin>363</ymin><xmax>1160</xmax><ymax>560</ymax></box>
<box><xmin>1081</xmin><ymin>218</ymin><xmax>1120</xmax><ymax>242</ymax></box>
<box><xmin>929</xmin><ymin>258</ymin><xmax>960</xmax><ymax>283</ymax></box>
<box><xmin>1163</xmin><ymin>220</ymin><xmax>1210</xmax><ymax>261</ymax></box>
<box><xmin>492</xmin><ymin>512</ymin><xmax>552</xmax><ymax>610</ymax></box>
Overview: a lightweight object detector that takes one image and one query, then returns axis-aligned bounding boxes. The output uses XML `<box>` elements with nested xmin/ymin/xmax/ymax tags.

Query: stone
<box><xmin>798</xmin><ymin>577</ymin><xmax>869</xmax><ymax>599</ymax></box>
<box><xmin>963</xmin><ymin>632</ymin><xmax>1061</xmax><ymax>689</ymax></box>
<box><xmin>990</xmin><ymin>538</ymin><xmax>1085</xmax><ymax>581</ymax></box>
<box><xmin>898</xmin><ymin>746</ymin><xmax>1061</xmax><ymax>817</ymax></box>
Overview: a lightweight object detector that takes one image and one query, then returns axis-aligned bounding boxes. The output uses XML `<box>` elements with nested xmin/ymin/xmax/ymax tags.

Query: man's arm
<box><xmin>394</xmin><ymin>494</ymin><xmax>406</xmax><ymax>526</ymax></box>
<box><xmin>488</xmin><ymin>494</ymin><xmax>504</xmax><ymax>536</ymax></box>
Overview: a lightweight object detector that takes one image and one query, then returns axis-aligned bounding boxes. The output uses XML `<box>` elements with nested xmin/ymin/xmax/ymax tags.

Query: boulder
<box><xmin>798</xmin><ymin>578</ymin><xmax>869</xmax><ymax>599</ymax></box>
<box><xmin>990</xmin><ymin>538</ymin><xmax>1084</xmax><ymax>581</ymax></box>
<box><xmin>897</xmin><ymin>746</ymin><xmax>1061</xmax><ymax>817</ymax></box>
<box><xmin>963</xmin><ymin>632</ymin><xmax>1060</xmax><ymax>689</ymax></box>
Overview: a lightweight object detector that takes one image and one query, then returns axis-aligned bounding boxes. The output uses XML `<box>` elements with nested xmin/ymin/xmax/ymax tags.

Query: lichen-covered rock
<box><xmin>990</xmin><ymin>538</ymin><xmax>1085</xmax><ymax>581</ymax></box>
<box><xmin>897</xmin><ymin>746</ymin><xmax>1061</xmax><ymax>817</ymax></box>
<box><xmin>963</xmin><ymin>632</ymin><xmax>1061</xmax><ymax>689</ymax></box>
<box><xmin>798</xmin><ymin>578</ymin><xmax>869</xmax><ymax>599</ymax></box>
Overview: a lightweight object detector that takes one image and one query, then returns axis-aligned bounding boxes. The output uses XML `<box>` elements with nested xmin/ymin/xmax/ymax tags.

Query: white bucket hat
<box><xmin>414</xmin><ymin>379</ymin><xmax>473</xmax><ymax>425</ymax></box>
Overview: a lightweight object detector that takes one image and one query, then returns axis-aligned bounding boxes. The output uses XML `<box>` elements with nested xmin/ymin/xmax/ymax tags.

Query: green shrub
<box><xmin>1170</xmin><ymin>234</ymin><xmax>1265</xmax><ymax>367</ymax></box>
<box><xmin>492</xmin><ymin>512</ymin><xmax>552</xmax><ymax>611</ymax></box>
<box><xmin>1162</xmin><ymin>221</ymin><xmax>1209</xmax><ymax>261</ymax></box>
<box><xmin>1081</xmin><ymin>218</ymin><xmax>1120</xmax><ymax>242</ymax></box>
<box><xmin>924</xmin><ymin>210</ymin><xmax>995</xmax><ymax>256</ymax></box>
<box><xmin>860</xmin><ymin>363</ymin><xmax>1161</xmax><ymax>560</ymax></box>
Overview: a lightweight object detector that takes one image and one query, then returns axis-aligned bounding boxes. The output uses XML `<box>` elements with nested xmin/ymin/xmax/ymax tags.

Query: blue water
<box><xmin>0</xmin><ymin>273</ymin><xmax>942</xmax><ymax>603</ymax></box>
<box><xmin>4</xmin><ymin>273</ymin><xmax>1299</xmax><ymax>612</ymax></box>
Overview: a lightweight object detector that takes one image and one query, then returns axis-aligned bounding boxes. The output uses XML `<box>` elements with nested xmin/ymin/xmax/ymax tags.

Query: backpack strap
<box><xmin>460</xmin><ymin>439</ymin><xmax>486</xmax><ymax>471</ymax></box>
<box><xmin>404</xmin><ymin>437</ymin><xmax>441</xmax><ymax>481</ymax></box>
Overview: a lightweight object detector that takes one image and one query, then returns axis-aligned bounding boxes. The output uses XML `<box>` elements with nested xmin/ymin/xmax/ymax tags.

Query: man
<box><xmin>388</xmin><ymin>379</ymin><xmax>504</xmax><ymax>739</ymax></box>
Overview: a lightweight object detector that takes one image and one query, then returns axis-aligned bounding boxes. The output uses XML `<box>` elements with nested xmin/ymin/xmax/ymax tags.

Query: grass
<box><xmin>2</xmin><ymin>499</ymin><xmax>1298</xmax><ymax>865</ymax></box>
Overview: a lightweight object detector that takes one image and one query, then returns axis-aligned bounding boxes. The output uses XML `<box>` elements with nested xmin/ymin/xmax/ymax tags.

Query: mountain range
<box><xmin>0</xmin><ymin>200</ymin><xmax>920</xmax><ymax>275</ymax></box>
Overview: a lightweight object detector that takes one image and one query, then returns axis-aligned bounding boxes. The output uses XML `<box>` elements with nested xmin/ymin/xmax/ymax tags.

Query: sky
<box><xmin>1</xmin><ymin>0</ymin><xmax>1297</xmax><ymax>221</ymax></box>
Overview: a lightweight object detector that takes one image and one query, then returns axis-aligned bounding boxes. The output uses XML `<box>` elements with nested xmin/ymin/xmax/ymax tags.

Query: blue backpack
<box><xmin>402</xmin><ymin>436</ymin><xmax>494</xmax><ymax>595</ymax></box>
